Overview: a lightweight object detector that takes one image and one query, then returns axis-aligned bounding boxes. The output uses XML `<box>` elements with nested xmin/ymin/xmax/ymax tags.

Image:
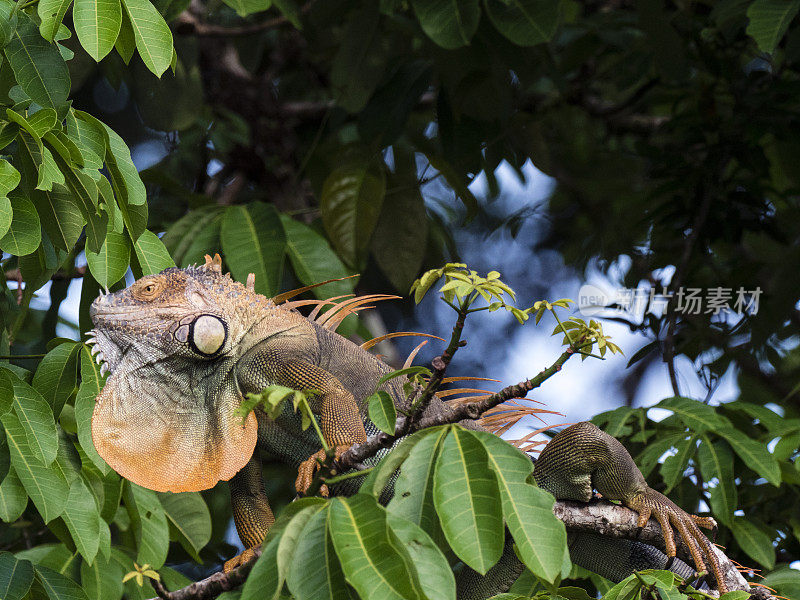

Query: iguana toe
<box><xmin>223</xmin><ymin>546</ymin><xmax>258</xmax><ymax>573</ymax></box>
<box><xmin>627</xmin><ymin>488</ymin><xmax>726</xmax><ymax>593</ymax></box>
<box><xmin>295</xmin><ymin>445</ymin><xmax>352</xmax><ymax>496</ymax></box>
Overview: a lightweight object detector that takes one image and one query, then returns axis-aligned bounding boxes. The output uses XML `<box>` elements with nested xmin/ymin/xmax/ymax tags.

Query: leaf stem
<box><xmin>323</xmin><ymin>467</ymin><xmax>373</xmax><ymax>485</ymax></box>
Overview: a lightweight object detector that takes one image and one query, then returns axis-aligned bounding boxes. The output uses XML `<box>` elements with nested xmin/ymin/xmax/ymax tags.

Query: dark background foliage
<box><xmin>0</xmin><ymin>0</ymin><xmax>799</xmax><ymax>598</ymax></box>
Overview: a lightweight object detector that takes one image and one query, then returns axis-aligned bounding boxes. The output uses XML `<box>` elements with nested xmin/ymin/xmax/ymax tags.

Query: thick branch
<box><xmin>148</xmin><ymin>501</ymin><xmax>770</xmax><ymax>600</ymax></box>
<box><xmin>149</xmin><ymin>548</ymin><xmax>261</xmax><ymax>600</ymax></box>
<box><xmin>554</xmin><ymin>500</ymin><xmax>769</xmax><ymax>599</ymax></box>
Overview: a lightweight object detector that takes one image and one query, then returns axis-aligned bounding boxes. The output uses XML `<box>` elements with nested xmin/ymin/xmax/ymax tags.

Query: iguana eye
<box><xmin>133</xmin><ymin>279</ymin><xmax>163</xmax><ymax>300</ymax></box>
<box><xmin>189</xmin><ymin>315</ymin><xmax>227</xmax><ymax>356</ymax></box>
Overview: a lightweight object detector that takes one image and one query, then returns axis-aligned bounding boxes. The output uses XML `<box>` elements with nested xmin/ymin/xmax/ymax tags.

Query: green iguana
<box><xmin>86</xmin><ymin>254</ymin><xmax>728</xmax><ymax>595</ymax></box>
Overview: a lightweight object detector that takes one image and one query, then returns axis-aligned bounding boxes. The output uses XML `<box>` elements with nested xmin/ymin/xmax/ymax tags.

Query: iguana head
<box><xmin>87</xmin><ymin>254</ymin><xmax>264</xmax><ymax>493</ymax></box>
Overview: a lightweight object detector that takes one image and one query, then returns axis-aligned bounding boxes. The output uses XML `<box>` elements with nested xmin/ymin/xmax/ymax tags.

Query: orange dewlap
<box><xmin>91</xmin><ymin>380</ymin><xmax>258</xmax><ymax>493</ymax></box>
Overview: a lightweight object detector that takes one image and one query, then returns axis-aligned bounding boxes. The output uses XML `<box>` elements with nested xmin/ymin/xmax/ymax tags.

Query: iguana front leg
<box><xmin>534</xmin><ymin>421</ymin><xmax>727</xmax><ymax>593</ymax></box>
<box><xmin>224</xmin><ymin>454</ymin><xmax>275</xmax><ymax>573</ymax></box>
<box><xmin>238</xmin><ymin>352</ymin><xmax>368</xmax><ymax>495</ymax></box>
<box><xmin>275</xmin><ymin>361</ymin><xmax>368</xmax><ymax>495</ymax></box>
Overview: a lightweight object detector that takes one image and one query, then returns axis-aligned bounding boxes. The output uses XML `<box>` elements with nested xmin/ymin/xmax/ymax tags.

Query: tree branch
<box><xmin>554</xmin><ymin>500</ymin><xmax>769</xmax><ymax>599</ymax></box>
<box><xmin>173</xmin><ymin>11</ymin><xmax>292</xmax><ymax>36</ymax></box>
<box><xmin>149</xmin><ymin>548</ymin><xmax>262</xmax><ymax>600</ymax></box>
<box><xmin>4</xmin><ymin>266</ymin><xmax>87</xmax><ymax>282</ymax></box>
<box><xmin>147</xmin><ymin>501</ymin><xmax>770</xmax><ymax>600</ymax></box>
<box><xmin>336</xmin><ymin>346</ymin><xmax>579</xmax><ymax>472</ymax></box>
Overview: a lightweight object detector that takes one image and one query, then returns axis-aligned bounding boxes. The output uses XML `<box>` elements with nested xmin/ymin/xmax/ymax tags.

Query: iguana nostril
<box><xmin>190</xmin><ymin>315</ymin><xmax>227</xmax><ymax>355</ymax></box>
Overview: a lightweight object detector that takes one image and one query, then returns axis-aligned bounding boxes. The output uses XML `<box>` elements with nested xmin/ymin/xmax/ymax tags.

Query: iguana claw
<box><xmin>295</xmin><ymin>445</ymin><xmax>352</xmax><ymax>496</ymax></box>
<box><xmin>223</xmin><ymin>546</ymin><xmax>258</xmax><ymax>573</ymax></box>
<box><xmin>626</xmin><ymin>488</ymin><xmax>725</xmax><ymax>592</ymax></box>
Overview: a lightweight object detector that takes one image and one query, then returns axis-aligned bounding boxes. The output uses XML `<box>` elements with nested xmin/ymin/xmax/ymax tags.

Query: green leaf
<box><xmin>320</xmin><ymin>160</ymin><xmax>386</xmax><ymax>269</ymax></box>
<box><xmin>10</xmin><ymin>375</ymin><xmax>59</xmax><ymax>465</ymax></box>
<box><xmin>276</xmin><ymin>504</ymin><xmax>324</xmax><ymax>592</ymax></box>
<box><xmin>0</xmin><ymin>192</ymin><xmax>41</xmax><ymax>256</ymax></box>
<box><xmin>359</xmin><ymin>61</ymin><xmax>432</xmax><ymax>148</ymax></box>
<box><xmin>239</xmin><ymin>500</ymin><xmax>326</xmax><ymax>600</ymax></box>
<box><xmin>156</xmin><ymin>492</ymin><xmax>212</xmax><ymax>560</ymax></box>
<box><xmin>74</xmin><ymin>346</ymin><xmax>110</xmax><ymax>475</ymax></box>
<box><xmin>652</xmin><ymin>397</ymin><xmax>730</xmax><ymax>433</ymax></box>
<box><xmin>29</xmin><ymin>186</ymin><xmax>85</xmax><ymax>252</ymax></box>
<box><xmin>35</xmin><ymin>144</ymin><xmax>65</xmax><ymax>192</ymax></box>
<box><xmin>386</xmin><ymin>426</ymin><xmax>447</xmax><ymax>538</ymax></box>
<box><xmin>124</xmin><ymin>483</ymin><xmax>169</xmax><ymax>568</ymax></box>
<box><xmin>0</xmin><ymin>467</ymin><xmax>28</xmax><ymax>522</ymax></box>
<box><xmin>762</xmin><ymin>567</ymin><xmax>800</xmax><ymax>600</ymax></box>
<box><xmin>0</xmin><ymin>158</ymin><xmax>21</xmax><ymax>205</ymax></box>
<box><xmin>31</xmin><ymin>341</ymin><xmax>80</xmax><ymax>418</ymax></box>
<box><xmin>221</xmin><ymin>202</ymin><xmax>287</xmax><ymax>297</ymax></box>
<box><xmin>132</xmin><ymin>229</ymin><xmax>175</xmax><ymax>276</ymax></box>
<box><xmin>74</xmin><ymin>0</ymin><xmax>123</xmax><ymax>61</ymax></box>
<box><xmin>0</xmin><ymin>195</ymin><xmax>10</xmax><ymax>240</ymax></box>
<box><xmin>329</xmin><ymin>495</ymin><xmax>423</xmax><ymax>600</ymax></box>
<box><xmin>38</xmin><ymin>0</ymin><xmax>74</xmax><ymax>41</ymax></box>
<box><xmin>97</xmin><ymin>118</ymin><xmax>146</xmax><ymax>206</ymax></box>
<box><xmin>370</xmin><ymin>163</ymin><xmax>427</xmax><ymax>293</ymax></box>
<box><xmin>696</xmin><ymin>437</ymin><xmax>736</xmax><ymax>526</ymax></box>
<box><xmin>279</xmin><ymin>214</ymin><xmax>355</xmax><ymax>299</ymax></box>
<box><xmin>386</xmin><ymin>512</ymin><xmax>456</xmax><ymax>600</ymax></box>
<box><xmin>1</xmin><ymin>410</ymin><xmax>68</xmax><ymax>523</ymax></box>
<box><xmin>162</xmin><ymin>206</ymin><xmax>223</xmax><ymax>267</ymax></box>
<box><xmin>121</xmin><ymin>0</ymin><xmax>174</xmax><ymax>76</ymax></box>
<box><xmin>61</xmin><ymin>478</ymin><xmax>101</xmax><ymax>565</ymax></box>
<box><xmin>221</xmin><ymin>0</ymin><xmax>271</xmax><ymax>17</ymax></box>
<box><xmin>716</xmin><ymin>426</ymin><xmax>781</xmax><ymax>486</ymax></box>
<box><xmin>0</xmin><ymin>1</ymin><xmax>15</xmax><ymax>48</ymax></box>
<box><xmin>659</xmin><ymin>434</ymin><xmax>696</xmax><ymax>493</ymax></box>
<box><xmin>484</xmin><ymin>0</ymin><xmax>560</xmax><ymax>46</ymax></box>
<box><xmin>286</xmin><ymin>506</ymin><xmax>352</xmax><ymax>600</ymax></box>
<box><xmin>719</xmin><ymin>592</ymin><xmax>750</xmax><ymax>600</ymax></box>
<box><xmin>114</xmin><ymin>7</ymin><xmax>136</xmax><ymax>63</ymax></box>
<box><xmin>4</xmin><ymin>12</ymin><xmax>70</xmax><ymax>114</ymax></box>
<box><xmin>28</xmin><ymin>110</ymin><xmax>58</xmax><ymax>138</ymax></box>
<box><xmin>0</xmin><ymin>552</ymin><xmax>34</xmax><ymax>600</ymax></box>
<box><xmin>80</xmin><ymin>554</ymin><xmax>124</xmax><ymax>600</ymax></box>
<box><xmin>86</xmin><ymin>230</ymin><xmax>131</xmax><ymax>288</ymax></box>
<box><xmin>367</xmin><ymin>391</ymin><xmax>397</xmax><ymax>434</ymax></box>
<box><xmin>240</xmin><ymin>531</ymin><xmax>282</xmax><ymax>600</ymax></box>
<box><xmin>433</xmin><ymin>426</ymin><xmax>504</xmax><ymax>574</ymax></box>
<box><xmin>34</xmin><ymin>564</ymin><xmax>90</xmax><ymax>600</ymax></box>
<box><xmin>0</xmin><ymin>369</ymin><xmax>13</xmax><ymax>416</ymax></box>
<box><xmin>410</xmin><ymin>0</ymin><xmax>480</xmax><ymax>48</ymax></box>
<box><xmin>730</xmin><ymin>517</ymin><xmax>775</xmax><ymax>569</ymax></box>
<box><xmin>746</xmin><ymin>0</ymin><xmax>800</xmax><ymax>53</ymax></box>
<box><xmin>470</xmin><ymin>429</ymin><xmax>569</xmax><ymax>582</ymax></box>
<box><xmin>50</xmin><ymin>153</ymin><xmax>107</xmax><ymax>254</ymax></box>
<box><xmin>66</xmin><ymin>111</ymin><xmax>105</xmax><ymax>171</ymax></box>
<box><xmin>330</xmin><ymin>4</ymin><xmax>387</xmax><ymax>112</ymax></box>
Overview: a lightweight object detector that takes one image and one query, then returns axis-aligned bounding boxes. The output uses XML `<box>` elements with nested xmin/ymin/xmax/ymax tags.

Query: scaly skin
<box><xmin>535</xmin><ymin>422</ymin><xmax>726</xmax><ymax>593</ymax></box>
<box><xmin>87</xmin><ymin>255</ymin><xmax>727</xmax><ymax>595</ymax></box>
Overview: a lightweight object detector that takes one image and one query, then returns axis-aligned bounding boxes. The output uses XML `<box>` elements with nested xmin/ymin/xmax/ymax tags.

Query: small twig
<box><xmin>146</xmin><ymin>548</ymin><xmax>262</xmax><ymax>600</ymax></box>
<box><xmin>4</xmin><ymin>266</ymin><xmax>87</xmax><ymax>282</ymax></box>
<box><xmin>336</xmin><ymin>344</ymin><xmax>585</xmax><ymax>471</ymax></box>
<box><xmin>323</xmin><ymin>466</ymin><xmax>373</xmax><ymax>485</ymax></box>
